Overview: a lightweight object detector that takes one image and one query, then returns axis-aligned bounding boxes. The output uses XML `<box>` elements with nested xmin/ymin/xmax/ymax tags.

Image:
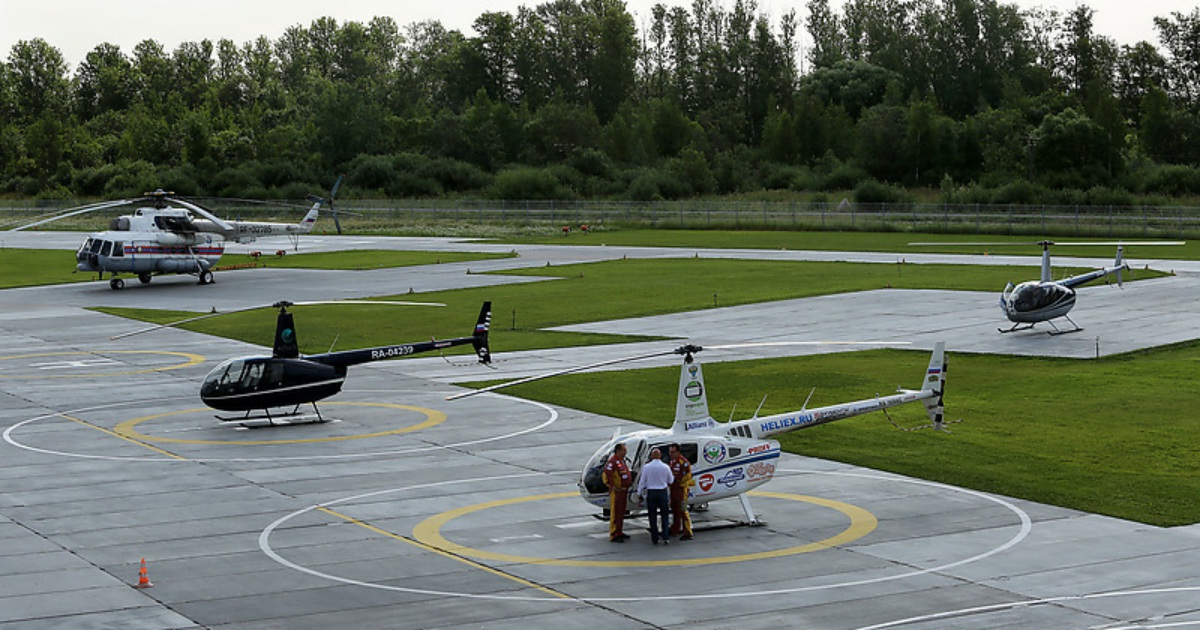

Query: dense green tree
<box><xmin>75</xmin><ymin>44</ymin><xmax>133</xmax><ymax>119</ymax></box>
<box><xmin>805</xmin><ymin>0</ymin><xmax>845</xmax><ymax>70</ymax></box>
<box><xmin>1154</xmin><ymin>8</ymin><xmax>1200</xmax><ymax>106</ymax></box>
<box><xmin>7</xmin><ymin>39</ymin><xmax>69</xmax><ymax>121</ymax></box>
<box><xmin>2</xmin><ymin>1</ymin><xmax>1200</xmax><ymax>201</ymax></box>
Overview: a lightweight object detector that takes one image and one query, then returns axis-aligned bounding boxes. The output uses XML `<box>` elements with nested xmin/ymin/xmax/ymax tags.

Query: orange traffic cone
<box><xmin>136</xmin><ymin>557</ymin><xmax>153</xmax><ymax>588</ymax></box>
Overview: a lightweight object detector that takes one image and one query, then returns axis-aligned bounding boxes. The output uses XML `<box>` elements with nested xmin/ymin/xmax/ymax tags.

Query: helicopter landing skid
<box><xmin>1045</xmin><ymin>316</ymin><xmax>1083</xmax><ymax>336</ymax></box>
<box><xmin>217</xmin><ymin>403</ymin><xmax>331</xmax><ymax>427</ymax></box>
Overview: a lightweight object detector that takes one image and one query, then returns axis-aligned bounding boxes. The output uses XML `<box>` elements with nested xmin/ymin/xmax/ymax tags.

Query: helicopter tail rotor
<box><xmin>919</xmin><ymin>342</ymin><xmax>946</xmax><ymax>429</ymax></box>
<box><xmin>1114</xmin><ymin>245</ymin><xmax>1127</xmax><ymax>287</ymax></box>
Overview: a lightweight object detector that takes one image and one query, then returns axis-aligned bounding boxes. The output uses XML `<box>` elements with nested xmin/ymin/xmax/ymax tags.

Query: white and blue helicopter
<box><xmin>450</xmin><ymin>341</ymin><xmax>946</xmax><ymax>525</ymax></box>
<box><xmin>8</xmin><ymin>182</ymin><xmax>336</xmax><ymax>289</ymax></box>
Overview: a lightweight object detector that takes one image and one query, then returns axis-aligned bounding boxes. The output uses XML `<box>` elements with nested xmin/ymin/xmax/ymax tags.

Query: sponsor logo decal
<box><xmin>746</xmin><ymin>462</ymin><xmax>776</xmax><ymax>481</ymax></box>
<box><xmin>702</xmin><ymin>440</ymin><xmax>727</xmax><ymax>464</ymax></box>
<box><xmin>746</xmin><ymin>443</ymin><xmax>772</xmax><ymax>455</ymax></box>
<box><xmin>759</xmin><ymin>413</ymin><xmax>815</xmax><ymax>434</ymax></box>
<box><xmin>685</xmin><ymin>419</ymin><xmax>716</xmax><ymax>431</ymax></box>
<box><xmin>717</xmin><ymin>468</ymin><xmax>744</xmax><ymax>488</ymax></box>
<box><xmin>697</xmin><ymin>473</ymin><xmax>715</xmax><ymax>492</ymax></box>
<box><xmin>684</xmin><ymin>380</ymin><xmax>703</xmax><ymax>402</ymax></box>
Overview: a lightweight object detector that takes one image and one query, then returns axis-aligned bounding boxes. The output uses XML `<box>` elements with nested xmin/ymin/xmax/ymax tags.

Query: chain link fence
<box><xmin>4</xmin><ymin>198</ymin><xmax>1200</xmax><ymax>238</ymax></box>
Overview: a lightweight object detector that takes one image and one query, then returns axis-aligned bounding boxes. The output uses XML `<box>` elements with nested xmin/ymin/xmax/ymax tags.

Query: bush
<box><xmin>1142</xmin><ymin>164</ymin><xmax>1200</xmax><ymax>196</ymax></box>
<box><xmin>386</xmin><ymin>174</ymin><xmax>442</xmax><ymax>198</ymax></box>
<box><xmin>102</xmin><ymin>160</ymin><xmax>160</xmax><ymax>197</ymax></box>
<box><xmin>278</xmin><ymin>182</ymin><xmax>321</xmax><ymax>201</ymax></box>
<box><xmin>821</xmin><ymin>162</ymin><xmax>867</xmax><ymax>191</ymax></box>
<box><xmin>1085</xmin><ymin>186</ymin><xmax>1134</xmax><ymax>207</ymax></box>
<box><xmin>209</xmin><ymin>167</ymin><xmax>263</xmax><ymax>198</ymax></box>
<box><xmin>566</xmin><ymin>147</ymin><xmax>615</xmax><ymax>179</ymax></box>
<box><xmin>419</xmin><ymin>157</ymin><xmax>492</xmax><ymax>193</ymax></box>
<box><xmin>853</xmin><ymin>178</ymin><xmax>909</xmax><ymax>203</ymax></box>
<box><xmin>711</xmin><ymin>149</ymin><xmax>756</xmax><ymax>194</ymax></box>
<box><xmin>156</xmin><ymin>166</ymin><xmax>201</xmax><ymax>197</ymax></box>
<box><xmin>347</xmin><ymin>154</ymin><xmax>397</xmax><ymax>192</ymax></box>
<box><xmin>626</xmin><ymin>171</ymin><xmax>664</xmax><ymax>201</ymax></box>
<box><xmin>989</xmin><ymin>179</ymin><xmax>1045</xmax><ymax>205</ymax></box>
<box><xmin>71</xmin><ymin>164</ymin><xmax>122</xmax><ymax>197</ymax></box>
<box><xmin>665</xmin><ymin>149</ymin><xmax>715</xmax><ymax>195</ymax></box>
<box><xmin>489</xmin><ymin>167</ymin><xmax>573</xmax><ymax>200</ymax></box>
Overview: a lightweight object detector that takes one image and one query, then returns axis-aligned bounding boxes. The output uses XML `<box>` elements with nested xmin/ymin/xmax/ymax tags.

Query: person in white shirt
<box><xmin>637</xmin><ymin>448</ymin><xmax>675</xmax><ymax>544</ymax></box>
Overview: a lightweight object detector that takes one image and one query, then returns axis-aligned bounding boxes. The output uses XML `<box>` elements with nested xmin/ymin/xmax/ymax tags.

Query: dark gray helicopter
<box><xmin>912</xmin><ymin>240</ymin><xmax>1181</xmax><ymax>335</ymax></box>
<box><xmin>115</xmin><ymin>301</ymin><xmax>491</xmax><ymax>423</ymax></box>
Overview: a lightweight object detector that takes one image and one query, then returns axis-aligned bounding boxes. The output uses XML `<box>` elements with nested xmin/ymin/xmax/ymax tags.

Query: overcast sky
<box><xmin>0</xmin><ymin>0</ymin><xmax>1187</xmax><ymax>70</ymax></box>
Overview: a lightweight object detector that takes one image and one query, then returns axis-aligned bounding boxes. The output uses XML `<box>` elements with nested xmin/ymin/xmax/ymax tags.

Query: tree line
<box><xmin>2</xmin><ymin>0</ymin><xmax>1200</xmax><ymax>206</ymax></box>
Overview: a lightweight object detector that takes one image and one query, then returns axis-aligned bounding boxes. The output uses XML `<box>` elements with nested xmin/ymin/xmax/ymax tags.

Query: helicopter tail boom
<box><xmin>748</xmin><ymin>342</ymin><xmax>947</xmax><ymax>439</ymax></box>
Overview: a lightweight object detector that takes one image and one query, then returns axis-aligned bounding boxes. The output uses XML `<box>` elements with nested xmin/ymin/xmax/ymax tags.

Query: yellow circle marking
<box><xmin>411</xmin><ymin>490</ymin><xmax>877</xmax><ymax>567</ymax></box>
<box><xmin>0</xmin><ymin>350</ymin><xmax>205</xmax><ymax>379</ymax></box>
<box><xmin>113</xmin><ymin>402</ymin><xmax>445</xmax><ymax>445</ymax></box>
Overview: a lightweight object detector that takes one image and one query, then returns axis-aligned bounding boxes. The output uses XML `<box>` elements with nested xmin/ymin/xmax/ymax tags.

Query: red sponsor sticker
<box><xmin>697</xmin><ymin>473</ymin><xmax>715</xmax><ymax>492</ymax></box>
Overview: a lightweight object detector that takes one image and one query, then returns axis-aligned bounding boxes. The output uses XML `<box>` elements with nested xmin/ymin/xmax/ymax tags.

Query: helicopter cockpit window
<box><xmin>240</xmin><ymin>362</ymin><xmax>265</xmax><ymax>389</ymax></box>
<box><xmin>78</xmin><ymin>238</ymin><xmax>93</xmax><ymax>254</ymax></box>
<box><xmin>582</xmin><ymin>439</ymin><xmax>628</xmax><ymax>495</ymax></box>
<box><xmin>201</xmin><ymin>359</ymin><xmax>242</xmax><ymax>397</ymax></box>
<box><xmin>217</xmin><ymin>360</ymin><xmax>244</xmax><ymax>385</ymax></box>
<box><xmin>99</xmin><ymin>241</ymin><xmax>112</xmax><ymax>256</ymax></box>
<box><xmin>110</xmin><ymin>241</ymin><xmax>123</xmax><ymax>257</ymax></box>
<box><xmin>89</xmin><ymin>239</ymin><xmax>103</xmax><ymax>254</ymax></box>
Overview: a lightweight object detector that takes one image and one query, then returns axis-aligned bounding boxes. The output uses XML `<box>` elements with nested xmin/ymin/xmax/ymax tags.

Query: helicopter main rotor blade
<box><xmin>287</xmin><ymin>300</ymin><xmax>445</xmax><ymax>308</ymax></box>
<box><xmin>703</xmin><ymin>340</ymin><xmax>911</xmax><ymax>350</ymax></box>
<box><xmin>446</xmin><ymin>347</ymin><xmax>684</xmax><ymax>400</ymax></box>
<box><xmin>109</xmin><ymin>311</ymin><xmax>228</xmax><ymax>339</ymax></box>
<box><xmin>110</xmin><ymin>300</ymin><xmax>445</xmax><ymax>340</ymax></box>
<box><xmin>909</xmin><ymin>240</ymin><xmax>1185</xmax><ymax>247</ymax></box>
<box><xmin>6</xmin><ymin>198</ymin><xmax>137</xmax><ymax>231</ymax></box>
<box><xmin>168</xmin><ymin>197</ymin><xmax>235</xmax><ymax>231</ymax></box>
<box><xmin>445</xmin><ymin>340</ymin><xmax>909</xmax><ymax>401</ymax></box>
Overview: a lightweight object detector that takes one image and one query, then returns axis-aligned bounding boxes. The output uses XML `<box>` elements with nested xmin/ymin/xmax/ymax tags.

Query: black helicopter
<box><xmin>116</xmin><ymin>300</ymin><xmax>492</xmax><ymax>423</ymax></box>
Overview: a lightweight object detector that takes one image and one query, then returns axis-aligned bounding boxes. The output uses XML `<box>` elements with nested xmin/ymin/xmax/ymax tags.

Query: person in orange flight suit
<box><xmin>603</xmin><ymin>442</ymin><xmax>633</xmax><ymax>542</ymax></box>
<box><xmin>668</xmin><ymin>443</ymin><xmax>694</xmax><ymax>541</ymax></box>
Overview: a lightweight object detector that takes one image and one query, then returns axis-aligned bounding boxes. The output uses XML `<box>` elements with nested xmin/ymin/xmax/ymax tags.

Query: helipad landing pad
<box><xmin>0</xmin><ymin>350</ymin><xmax>205</xmax><ymax>379</ymax></box>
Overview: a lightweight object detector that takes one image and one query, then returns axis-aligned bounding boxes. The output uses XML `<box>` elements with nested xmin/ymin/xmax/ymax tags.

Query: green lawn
<box><xmin>0</xmin><ymin>248</ymin><xmax>91</xmax><ymax>288</ymax></box>
<box><xmin>495</xmin><ymin>228</ymin><xmax>1200</xmax><ymax>261</ymax></box>
<box><xmin>0</xmin><ymin>248</ymin><xmax>513</xmax><ymax>289</ymax></box>
<box><xmin>220</xmin><ymin>249</ymin><xmax>514</xmax><ymax>270</ymax></box>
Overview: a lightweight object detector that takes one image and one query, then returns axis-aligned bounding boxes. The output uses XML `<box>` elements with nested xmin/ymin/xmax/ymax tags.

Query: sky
<box><xmin>0</xmin><ymin>0</ymin><xmax>1189</xmax><ymax>70</ymax></box>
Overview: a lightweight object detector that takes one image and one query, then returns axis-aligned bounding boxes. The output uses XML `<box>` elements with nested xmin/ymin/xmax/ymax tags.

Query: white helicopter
<box><xmin>9</xmin><ymin>183</ymin><xmax>333</xmax><ymax>290</ymax></box>
<box><xmin>450</xmin><ymin>341</ymin><xmax>946</xmax><ymax>525</ymax></box>
<box><xmin>912</xmin><ymin>239</ymin><xmax>1182</xmax><ymax>334</ymax></box>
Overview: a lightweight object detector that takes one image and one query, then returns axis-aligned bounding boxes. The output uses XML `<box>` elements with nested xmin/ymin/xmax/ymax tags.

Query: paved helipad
<box><xmin>2</xmin><ymin>234</ymin><xmax>1200</xmax><ymax>629</ymax></box>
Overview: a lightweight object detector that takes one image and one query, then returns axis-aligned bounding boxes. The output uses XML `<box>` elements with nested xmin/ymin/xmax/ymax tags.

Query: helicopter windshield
<box><xmin>581</xmin><ymin>437</ymin><xmax>643</xmax><ymax>495</ymax></box>
<box><xmin>202</xmin><ymin>358</ymin><xmax>268</xmax><ymax>395</ymax></box>
<box><xmin>1010</xmin><ymin>282</ymin><xmax>1071</xmax><ymax>311</ymax></box>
